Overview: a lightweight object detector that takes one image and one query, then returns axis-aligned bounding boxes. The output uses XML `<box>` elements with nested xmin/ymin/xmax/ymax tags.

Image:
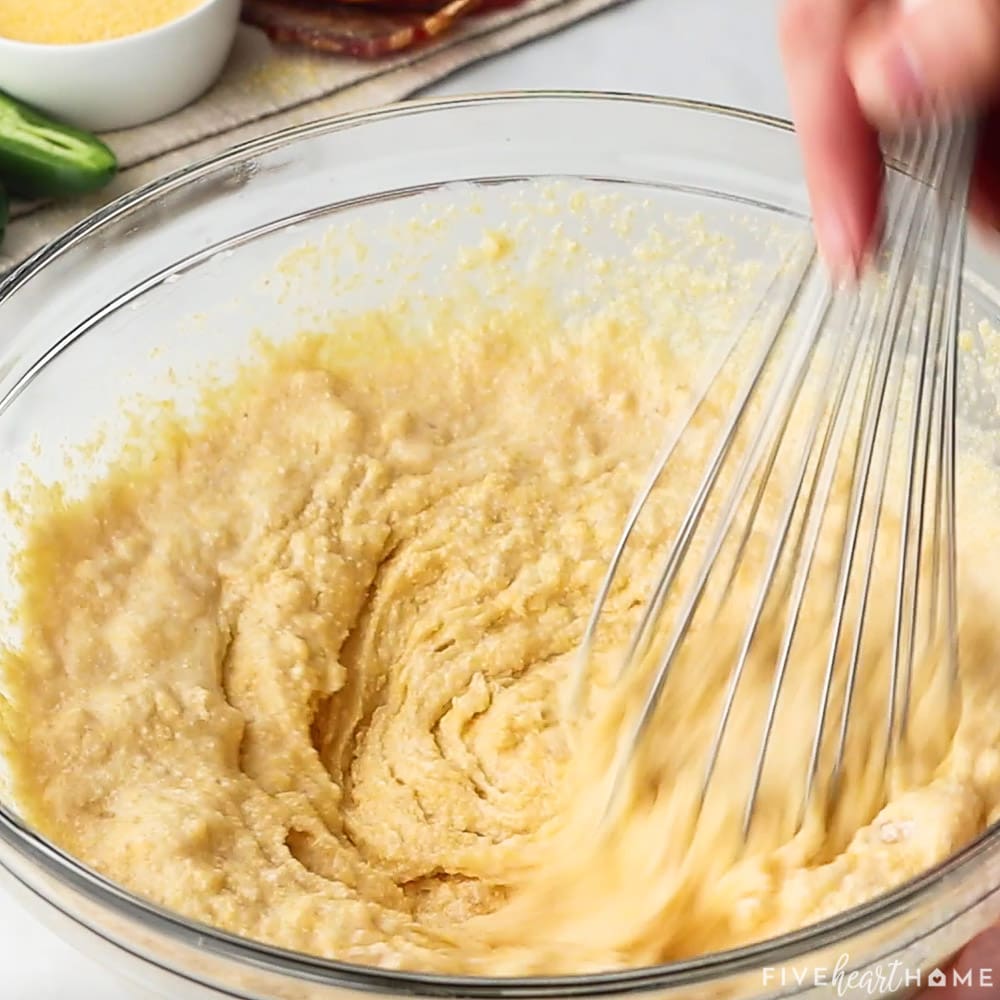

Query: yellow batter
<box><xmin>2</xmin><ymin>226</ymin><xmax>1000</xmax><ymax>975</ymax></box>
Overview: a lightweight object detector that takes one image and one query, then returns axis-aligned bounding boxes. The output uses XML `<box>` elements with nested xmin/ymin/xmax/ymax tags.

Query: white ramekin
<box><xmin>0</xmin><ymin>0</ymin><xmax>240</xmax><ymax>132</ymax></box>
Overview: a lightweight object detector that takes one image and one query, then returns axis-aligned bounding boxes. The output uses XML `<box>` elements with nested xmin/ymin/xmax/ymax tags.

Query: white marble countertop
<box><xmin>0</xmin><ymin>2</ymin><xmax>788</xmax><ymax>996</ymax></box>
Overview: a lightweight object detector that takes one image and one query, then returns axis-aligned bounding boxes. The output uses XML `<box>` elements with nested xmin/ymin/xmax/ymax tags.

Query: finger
<box><xmin>948</xmin><ymin>924</ymin><xmax>1000</xmax><ymax>996</ymax></box>
<box><xmin>914</xmin><ymin>924</ymin><xmax>1000</xmax><ymax>998</ymax></box>
<box><xmin>970</xmin><ymin>107</ymin><xmax>1000</xmax><ymax>232</ymax></box>
<box><xmin>780</xmin><ymin>0</ymin><xmax>883</xmax><ymax>277</ymax></box>
<box><xmin>848</xmin><ymin>0</ymin><xmax>1000</xmax><ymax>128</ymax></box>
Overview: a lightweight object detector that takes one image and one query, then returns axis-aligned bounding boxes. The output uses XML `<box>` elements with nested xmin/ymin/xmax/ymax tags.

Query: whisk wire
<box><xmin>740</xmin><ymin>289</ymin><xmax>875</xmax><ymax>834</ymax></box>
<box><xmin>701</xmin><ymin>287</ymin><xmax>859</xmax><ymax>826</ymax></box>
<box><xmin>609</xmin><ymin>251</ymin><xmax>819</xmax><ymax>688</ymax></box>
<box><xmin>569</xmin><ymin>243</ymin><xmax>816</xmax><ymax>714</ymax></box>
<box><xmin>809</xmin><ymin>124</ymin><xmax>961</xmax><ymax>798</ymax></box>
<box><xmin>890</xmin><ymin>122</ymin><xmax>972</xmax><ymax>747</ymax></box>
<box><xmin>576</xmin><ymin>118</ymin><xmax>974</xmax><ymax>838</ymax></box>
<box><xmin>605</xmin><ymin>275</ymin><xmax>834</xmax><ymax>809</ymax></box>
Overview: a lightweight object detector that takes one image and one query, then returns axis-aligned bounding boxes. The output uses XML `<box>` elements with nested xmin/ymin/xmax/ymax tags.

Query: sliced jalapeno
<box><xmin>0</xmin><ymin>181</ymin><xmax>8</xmax><ymax>246</ymax></box>
<box><xmin>0</xmin><ymin>90</ymin><xmax>117</xmax><ymax>200</ymax></box>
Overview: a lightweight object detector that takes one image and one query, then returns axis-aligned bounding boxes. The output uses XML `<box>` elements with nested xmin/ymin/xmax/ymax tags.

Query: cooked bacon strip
<box><xmin>331</xmin><ymin>0</ymin><xmax>522</xmax><ymax>8</ymax></box>
<box><xmin>333</xmin><ymin>1</ymin><xmax>467</xmax><ymax>9</ymax></box>
<box><xmin>241</xmin><ymin>0</ymin><xmax>525</xmax><ymax>59</ymax></box>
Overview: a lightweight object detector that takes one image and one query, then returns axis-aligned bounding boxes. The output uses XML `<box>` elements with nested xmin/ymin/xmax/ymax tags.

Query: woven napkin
<box><xmin>1</xmin><ymin>0</ymin><xmax>626</xmax><ymax>272</ymax></box>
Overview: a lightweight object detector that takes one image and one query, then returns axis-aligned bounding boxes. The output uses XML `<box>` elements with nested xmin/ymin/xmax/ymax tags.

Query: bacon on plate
<box><xmin>242</xmin><ymin>0</ymin><xmax>526</xmax><ymax>58</ymax></box>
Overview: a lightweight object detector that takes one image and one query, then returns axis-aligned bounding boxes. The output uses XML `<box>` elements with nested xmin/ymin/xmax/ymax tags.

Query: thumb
<box><xmin>847</xmin><ymin>0</ymin><xmax>1000</xmax><ymax>128</ymax></box>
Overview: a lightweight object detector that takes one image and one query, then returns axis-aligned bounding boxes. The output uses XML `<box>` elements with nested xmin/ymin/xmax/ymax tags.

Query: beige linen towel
<box><xmin>1</xmin><ymin>0</ymin><xmax>626</xmax><ymax>272</ymax></box>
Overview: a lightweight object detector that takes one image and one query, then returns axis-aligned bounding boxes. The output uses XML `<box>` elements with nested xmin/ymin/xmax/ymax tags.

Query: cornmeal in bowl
<box><xmin>0</xmin><ymin>0</ymin><xmax>201</xmax><ymax>44</ymax></box>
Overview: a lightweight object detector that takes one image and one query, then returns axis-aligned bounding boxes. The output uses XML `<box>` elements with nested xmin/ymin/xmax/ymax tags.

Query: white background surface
<box><xmin>0</xmin><ymin>2</ymin><xmax>787</xmax><ymax>996</ymax></box>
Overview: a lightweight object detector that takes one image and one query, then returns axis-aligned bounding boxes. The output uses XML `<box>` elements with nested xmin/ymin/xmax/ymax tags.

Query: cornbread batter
<box><xmin>3</xmin><ymin>227</ymin><xmax>1000</xmax><ymax>975</ymax></box>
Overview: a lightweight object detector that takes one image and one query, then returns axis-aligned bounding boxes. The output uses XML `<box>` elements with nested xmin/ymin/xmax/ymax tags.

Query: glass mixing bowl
<box><xmin>1</xmin><ymin>92</ymin><xmax>999</xmax><ymax>1000</ymax></box>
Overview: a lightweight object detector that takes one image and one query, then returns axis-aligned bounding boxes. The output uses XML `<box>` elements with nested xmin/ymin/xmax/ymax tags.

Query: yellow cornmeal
<box><xmin>3</xmin><ymin>285</ymin><xmax>1000</xmax><ymax>974</ymax></box>
<box><xmin>0</xmin><ymin>0</ymin><xmax>200</xmax><ymax>44</ymax></box>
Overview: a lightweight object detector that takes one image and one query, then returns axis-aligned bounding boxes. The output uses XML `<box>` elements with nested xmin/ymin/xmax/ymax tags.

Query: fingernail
<box><xmin>854</xmin><ymin>37</ymin><xmax>925</xmax><ymax>126</ymax></box>
<box><xmin>971</xmin><ymin>213</ymin><xmax>1000</xmax><ymax>246</ymax></box>
<box><xmin>815</xmin><ymin>207</ymin><xmax>861</xmax><ymax>283</ymax></box>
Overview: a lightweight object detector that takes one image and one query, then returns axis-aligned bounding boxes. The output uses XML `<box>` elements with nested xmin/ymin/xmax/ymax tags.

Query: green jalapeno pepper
<box><xmin>0</xmin><ymin>90</ymin><xmax>117</xmax><ymax>201</ymax></box>
<box><xmin>0</xmin><ymin>182</ymin><xmax>8</xmax><ymax>246</ymax></box>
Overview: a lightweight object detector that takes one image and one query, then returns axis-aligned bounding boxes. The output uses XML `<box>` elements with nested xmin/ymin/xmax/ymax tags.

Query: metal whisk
<box><xmin>571</xmin><ymin>120</ymin><xmax>975</xmax><ymax>838</ymax></box>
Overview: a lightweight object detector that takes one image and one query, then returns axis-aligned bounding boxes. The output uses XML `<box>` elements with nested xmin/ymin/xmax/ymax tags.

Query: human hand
<box><xmin>779</xmin><ymin>0</ymin><xmax>1000</xmax><ymax>278</ymax></box>
<box><xmin>916</xmin><ymin>925</ymin><xmax>1000</xmax><ymax>998</ymax></box>
<box><xmin>780</xmin><ymin>1</ymin><xmax>1000</xmax><ymax>985</ymax></box>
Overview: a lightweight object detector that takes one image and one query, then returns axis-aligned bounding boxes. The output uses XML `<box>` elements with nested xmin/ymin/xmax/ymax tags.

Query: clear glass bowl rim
<box><xmin>0</xmin><ymin>90</ymin><xmax>997</xmax><ymax>997</ymax></box>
